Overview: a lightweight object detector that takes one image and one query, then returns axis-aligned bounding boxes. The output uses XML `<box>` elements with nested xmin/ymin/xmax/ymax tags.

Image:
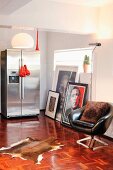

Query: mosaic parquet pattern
<box><xmin>0</xmin><ymin>113</ymin><xmax>113</xmax><ymax>170</ymax></box>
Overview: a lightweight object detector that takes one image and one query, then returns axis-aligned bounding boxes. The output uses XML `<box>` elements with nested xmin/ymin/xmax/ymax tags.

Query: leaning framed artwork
<box><xmin>45</xmin><ymin>90</ymin><xmax>59</xmax><ymax>119</ymax></box>
<box><xmin>52</xmin><ymin>65</ymin><xmax>78</xmax><ymax>122</ymax></box>
<box><xmin>61</xmin><ymin>82</ymin><xmax>88</xmax><ymax>126</ymax></box>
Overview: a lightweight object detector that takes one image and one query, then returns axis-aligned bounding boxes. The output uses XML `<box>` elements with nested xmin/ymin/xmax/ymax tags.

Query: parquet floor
<box><xmin>0</xmin><ymin>112</ymin><xmax>113</xmax><ymax>170</ymax></box>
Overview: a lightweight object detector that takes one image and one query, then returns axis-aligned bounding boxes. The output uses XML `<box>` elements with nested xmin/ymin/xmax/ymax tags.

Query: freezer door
<box><xmin>22</xmin><ymin>51</ymin><xmax>40</xmax><ymax>116</ymax></box>
<box><xmin>7</xmin><ymin>50</ymin><xmax>22</xmax><ymax>117</ymax></box>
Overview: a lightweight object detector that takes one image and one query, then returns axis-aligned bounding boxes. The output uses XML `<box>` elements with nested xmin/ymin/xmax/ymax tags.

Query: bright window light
<box><xmin>54</xmin><ymin>48</ymin><xmax>93</xmax><ymax>73</ymax></box>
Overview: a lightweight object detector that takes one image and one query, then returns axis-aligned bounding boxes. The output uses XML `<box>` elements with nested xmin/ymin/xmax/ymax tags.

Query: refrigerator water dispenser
<box><xmin>9</xmin><ymin>71</ymin><xmax>19</xmax><ymax>83</ymax></box>
<box><xmin>9</xmin><ymin>76</ymin><xmax>19</xmax><ymax>83</ymax></box>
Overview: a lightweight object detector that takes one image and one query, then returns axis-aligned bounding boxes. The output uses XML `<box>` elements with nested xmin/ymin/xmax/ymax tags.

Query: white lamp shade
<box><xmin>11</xmin><ymin>33</ymin><xmax>34</xmax><ymax>49</ymax></box>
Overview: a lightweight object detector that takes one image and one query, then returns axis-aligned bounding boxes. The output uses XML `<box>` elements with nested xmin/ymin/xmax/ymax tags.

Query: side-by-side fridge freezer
<box><xmin>1</xmin><ymin>49</ymin><xmax>40</xmax><ymax>118</ymax></box>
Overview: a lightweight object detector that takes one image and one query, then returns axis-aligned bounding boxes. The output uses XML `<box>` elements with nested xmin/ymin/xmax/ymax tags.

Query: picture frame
<box><xmin>45</xmin><ymin>90</ymin><xmax>59</xmax><ymax>119</ymax></box>
<box><xmin>52</xmin><ymin>65</ymin><xmax>78</xmax><ymax>122</ymax></box>
<box><xmin>61</xmin><ymin>82</ymin><xmax>88</xmax><ymax>126</ymax></box>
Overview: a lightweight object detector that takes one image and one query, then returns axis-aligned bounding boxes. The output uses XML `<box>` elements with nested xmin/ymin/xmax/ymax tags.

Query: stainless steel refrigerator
<box><xmin>1</xmin><ymin>49</ymin><xmax>40</xmax><ymax>118</ymax></box>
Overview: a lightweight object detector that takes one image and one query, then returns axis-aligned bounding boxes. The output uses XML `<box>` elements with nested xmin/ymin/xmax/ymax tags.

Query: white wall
<box><xmin>94</xmin><ymin>39</ymin><xmax>113</xmax><ymax>103</ymax></box>
<box><xmin>0</xmin><ymin>0</ymin><xmax>99</xmax><ymax>34</ymax></box>
<box><xmin>94</xmin><ymin>4</ymin><xmax>113</xmax><ymax>103</ymax></box>
<box><xmin>39</xmin><ymin>31</ymin><xmax>47</xmax><ymax>109</ymax></box>
<box><xmin>97</xmin><ymin>4</ymin><xmax>113</xmax><ymax>39</ymax></box>
<box><xmin>97</xmin><ymin>4</ymin><xmax>113</xmax><ymax>138</ymax></box>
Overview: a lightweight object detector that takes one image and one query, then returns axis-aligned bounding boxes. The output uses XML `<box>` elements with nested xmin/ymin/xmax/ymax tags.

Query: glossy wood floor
<box><xmin>0</xmin><ymin>112</ymin><xmax>113</xmax><ymax>170</ymax></box>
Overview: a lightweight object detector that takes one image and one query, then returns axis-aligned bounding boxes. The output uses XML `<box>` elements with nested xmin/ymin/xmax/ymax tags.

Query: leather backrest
<box><xmin>80</xmin><ymin>101</ymin><xmax>111</xmax><ymax>124</ymax></box>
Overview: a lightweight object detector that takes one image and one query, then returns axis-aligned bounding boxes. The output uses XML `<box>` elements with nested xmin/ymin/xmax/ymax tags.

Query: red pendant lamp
<box><xmin>36</xmin><ymin>30</ymin><xmax>39</xmax><ymax>51</ymax></box>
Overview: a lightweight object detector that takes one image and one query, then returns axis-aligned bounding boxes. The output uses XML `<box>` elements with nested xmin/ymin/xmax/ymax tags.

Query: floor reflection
<box><xmin>0</xmin><ymin>113</ymin><xmax>113</xmax><ymax>170</ymax></box>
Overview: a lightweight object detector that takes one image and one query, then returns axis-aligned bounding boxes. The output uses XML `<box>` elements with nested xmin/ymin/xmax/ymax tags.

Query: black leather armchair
<box><xmin>69</xmin><ymin>102</ymin><xmax>113</xmax><ymax>150</ymax></box>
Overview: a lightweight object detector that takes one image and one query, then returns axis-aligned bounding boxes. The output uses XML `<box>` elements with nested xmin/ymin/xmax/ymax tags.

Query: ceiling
<box><xmin>49</xmin><ymin>0</ymin><xmax>113</xmax><ymax>6</ymax></box>
<box><xmin>0</xmin><ymin>0</ymin><xmax>31</xmax><ymax>14</ymax></box>
<box><xmin>0</xmin><ymin>0</ymin><xmax>113</xmax><ymax>30</ymax></box>
<box><xmin>0</xmin><ymin>0</ymin><xmax>113</xmax><ymax>15</ymax></box>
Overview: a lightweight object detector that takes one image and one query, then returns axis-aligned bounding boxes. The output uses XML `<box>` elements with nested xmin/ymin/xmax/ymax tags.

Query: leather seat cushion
<box><xmin>73</xmin><ymin>120</ymin><xmax>95</xmax><ymax>128</ymax></box>
<box><xmin>80</xmin><ymin>101</ymin><xmax>110</xmax><ymax>124</ymax></box>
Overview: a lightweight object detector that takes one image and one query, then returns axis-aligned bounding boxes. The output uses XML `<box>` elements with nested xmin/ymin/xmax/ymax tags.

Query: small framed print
<box><xmin>45</xmin><ymin>90</ymin><xmax>59</xmax><ymax>119</ymax></box>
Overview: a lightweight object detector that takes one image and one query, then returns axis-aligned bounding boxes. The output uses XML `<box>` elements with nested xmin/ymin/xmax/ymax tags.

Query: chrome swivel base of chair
<box><xmin>77</xmin><ymin>135</ymin><xmax>108</xmax><ymax>150</ymax></box>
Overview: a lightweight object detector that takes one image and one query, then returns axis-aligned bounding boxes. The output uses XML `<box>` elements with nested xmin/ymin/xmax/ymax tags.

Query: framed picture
<box><xmin>45</xmin><ymin>90</ymin><xmax>59</xmax><ymax>119</ymax></box>
<box><xmin>61</xmin><ymin>82</ymin><xmax>88</xmax><ymax>126</ymax></box>
<box><xmin>52</xmin><ymin>65</ymin><xmax>78</xmax><ymax>121</ymax></box>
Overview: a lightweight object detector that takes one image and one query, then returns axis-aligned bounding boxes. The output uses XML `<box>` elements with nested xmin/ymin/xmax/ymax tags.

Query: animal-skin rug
<box><xmin>0</xmin><ymin>137</ymin><xmax>63</xmax><ymax>164</ymax></box>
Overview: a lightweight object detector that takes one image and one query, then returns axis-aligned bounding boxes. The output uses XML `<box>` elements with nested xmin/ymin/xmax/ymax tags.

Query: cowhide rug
<box><xmin>0</xmin><ymin>137</ymin><xmax>63</xmax><ymax>164</ymax></box>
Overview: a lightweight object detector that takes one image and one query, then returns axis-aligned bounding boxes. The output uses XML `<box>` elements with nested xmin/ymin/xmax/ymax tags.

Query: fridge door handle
<box><xmin>19</xmin><ymin>59</ymin><xmax>21</xmax><ymax>99</ymax></box>
<box><xmin>22</xmin><ymin>58</ymin><xmax>24</xmax><ymax>66</ymax></box>
<box><xmin>22</xmin><ymin>77</ymin><xmax>24</xmax><ymax>99</ymax></box>
<box><xmin>21</xmin><ymin>58</ymin><xmax>24</xmax><ymax>99</ymax></box>
<box><xmin>19</xmin><ymin>77</ymin><xmax>22</xmax><ymax>99</ymax></box>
